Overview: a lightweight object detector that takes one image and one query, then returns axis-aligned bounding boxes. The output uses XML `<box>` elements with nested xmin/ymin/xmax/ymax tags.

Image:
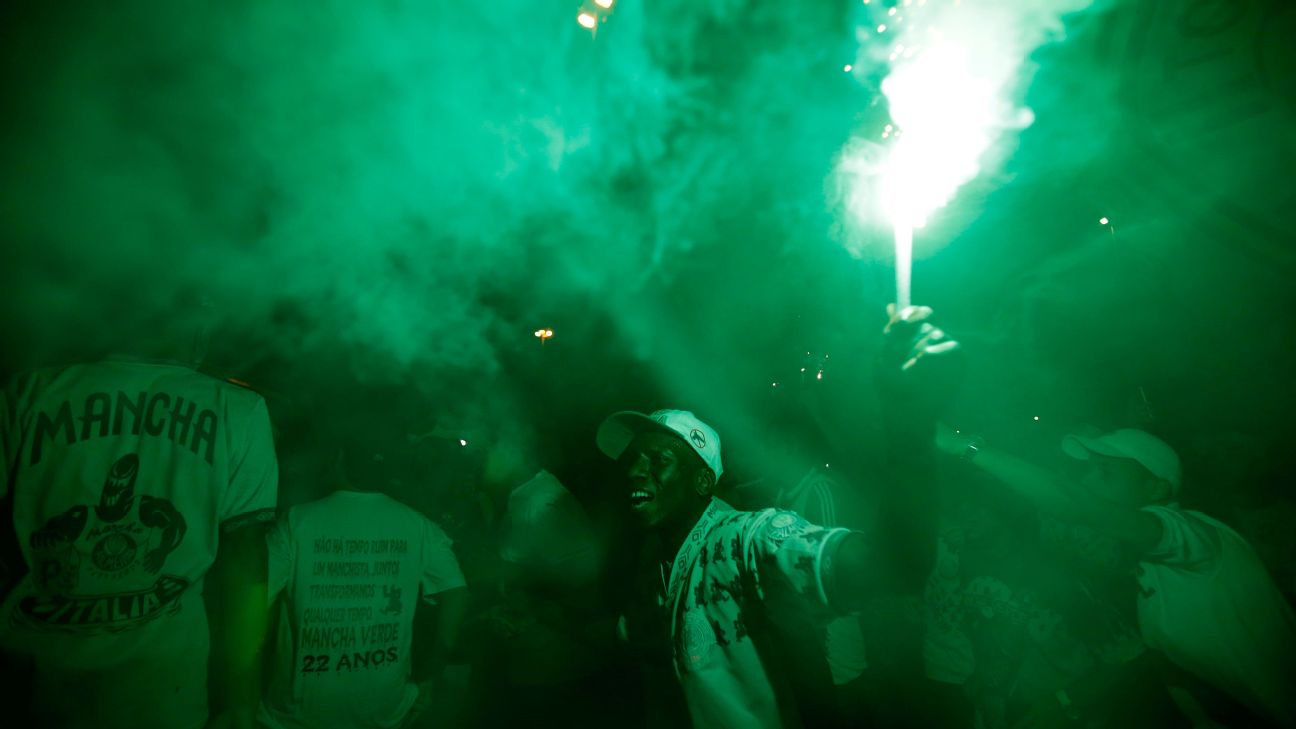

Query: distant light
<box><xmin>1099</xmin><ymin>216</ymin><xmax>1110</xmax><ymax>225</ymax></box>
<box><xmin>816</xmin><ymin>372</ymin><xmax>823</xmax><ymax>380</ymax></box>
<box><xmin>1033</xmin><ymin>416</ymin><xmax>1040</xmax><ymax>421</ymax></box>
<box><xmin>844</xmin><ymin>64</ymin><xmax>853</xmax><ymax>72</ymax></box>
<box><xmin>877</xmin><ymin>23</ymin><xmax>887</xmax><ymax>32</ymax></box>
<box><xmin>459</xmin><ymin>439</ymin><xmax>468</xmax><ymax>446</ymax></box>
<box><xmin>594</xmin><ymin>0</ymin><xmax>614</xmax><ymax>7</ymax></box>
<box><xmin>772</xmin><ymin>382</ymin><xmax>778</xmax><ymax>387</ymax></box>
<box><xmin>888</xmin><ymin>7</ymin><xmax>897</xmax><ymax>15</ymax></box>
<box><xmin>800</xmin><ymin>367</ymin><xmax>807</xmax><ymax>372</ymax></box>
<box><xmin>825</xmin><ymin>463</ymin><xmax>831</xmax><ymax>468</ymax></box>
<box><xmin>884</xmin><ymin>124</ymin><xmax>894</xmax><ymax>132</ymax></box>
<box><xmin>577</xmin><ymin>12</ymin><xmax>596</xmax><ymax>29</ymax></box>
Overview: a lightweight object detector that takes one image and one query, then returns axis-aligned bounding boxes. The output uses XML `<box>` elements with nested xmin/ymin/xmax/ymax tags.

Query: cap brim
<box><xmin>596</xmin><ymin>411</ymin><xmax>684</xmax><ymax>461</ymax></box>
<box><xmin>1062</xmin><ymin>434</ymin><xmax>1128</xmax><ymax>461</ymax></box>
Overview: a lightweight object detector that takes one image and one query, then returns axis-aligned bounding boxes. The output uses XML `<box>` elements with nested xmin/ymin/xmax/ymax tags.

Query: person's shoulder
<box><xmin>1139</xmin><ymin>504</ymin><xmax>1226</xmax><ymax>558</ymax></box>
<box><xmin>731</xmin><ymin>506</ymin><xmax>817</xmax><ymax>538</ymax></box>
<box><xmin>5</xmin><ymin>361</ymin><xmax>85</xmax><ymax>397</ymax></box>
<box><xmin>188</xmin><ymin>370</ymin><xmax>269</xmax><ymax>409</ymax></box>
<box><xmin>1142</xmin><ymin>503</ymin><xmax>1214</xmax><ymax>531</ymax></box>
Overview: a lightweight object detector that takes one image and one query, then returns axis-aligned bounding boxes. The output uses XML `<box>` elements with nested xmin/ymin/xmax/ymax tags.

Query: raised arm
<box><xmin>832</xmin><ymin>305</ymin><xmax>962</xmax><ymax>608</ymax></box>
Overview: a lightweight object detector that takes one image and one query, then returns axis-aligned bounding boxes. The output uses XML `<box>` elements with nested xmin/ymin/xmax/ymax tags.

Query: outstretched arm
<box><xmin>937</xmin><ymin>426</ymin><xmax>1162</xmax><ymax>553</ymax></box>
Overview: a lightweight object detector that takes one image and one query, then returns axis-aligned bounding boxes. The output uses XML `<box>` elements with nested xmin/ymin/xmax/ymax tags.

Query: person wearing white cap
<box><xmin>937</xmin><ymin>426</ymin><xmax>1296</xmax><ymax>727</ymax></box>
<box><xmin>599</xmin><ymin>305</ymin><xmax>961</xmax><ymax>729</ymax></box>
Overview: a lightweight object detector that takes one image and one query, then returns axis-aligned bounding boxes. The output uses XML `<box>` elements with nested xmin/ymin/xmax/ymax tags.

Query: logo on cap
<box><xmin>689</xmin><ymin>428</ymin><xmax>707</xmax><ymax>449</ymax></box>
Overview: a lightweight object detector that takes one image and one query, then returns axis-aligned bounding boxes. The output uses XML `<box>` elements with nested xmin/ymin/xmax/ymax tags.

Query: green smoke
<box><xmin>1</xmin><ymin>0</ymin><xmax>1293</xmax><ymax>460</ymax></box>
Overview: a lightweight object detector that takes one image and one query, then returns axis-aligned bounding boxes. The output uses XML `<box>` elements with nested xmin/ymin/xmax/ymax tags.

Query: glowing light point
<box><xmin>594</xmin><ymin>0</ymin><xmax>614</xmax><ymax>7</ymax></box>
<box><xmin>534</xmin><ymin>328</ymin><xmax>554</xmax><ymax>343</ymax></box>
<box><xmin>577</xmin><ymin>12</ymin><xmax>596</xmax><ymax>29</ymax></box>
<box><xmin>459</xmin><ymin>439</ymin><xmax>468</xmax><ymax>446</ymax></box>
<box><xmin>884</xmin><ymin>124</ymin><xmax>894</xmax><ymax>132</ymax></box>
<box><xmin>1099</xmin><ymin>216</ymin><xmax>1110</xmax><ymax>225</ymax></box>
<box><xmin>844</xmin><ymin>64</ymin><xmax>853</xmax><ymax>72</ymax></box>
<box><xmin>772</xmin><ymin>382</ymin><xmax>778</xmax><ymax>387</ymax></box>
<box><xmin>816</xmin><ymin>372</ymin><xmax>823</xmax><ymax>380</ymax></box>
<box><xmin>888</xmin><ymin>7</ymin><xmax>897</xmax><ymax>15</ymax></box>
<box><xmin>1033</xmin><ymin>416</ymin><xmax>1040</xmax><ymax>421</ymax></box>
<box><xmin>877</xmin><ymin>24</ymin><xmax>887</xmax><ymax>32</ymax></box>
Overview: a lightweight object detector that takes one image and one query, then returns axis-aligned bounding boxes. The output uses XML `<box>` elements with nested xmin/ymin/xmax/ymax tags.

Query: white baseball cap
<box><xmin>596</xmin><ymin>409</ymin><xmax>723</xmax><ymax>480</ymax></box>
<box><xmin>1062</xmin><ymin>428</ymin><xmax>1182</xmax><ymax>493</ymax></box>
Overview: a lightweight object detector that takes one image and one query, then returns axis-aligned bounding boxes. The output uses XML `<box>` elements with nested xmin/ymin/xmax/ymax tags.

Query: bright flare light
<box><xmin>879</xmin><ymin>43</ymin><xmax>1007</xmax><ymax>306</ymax></box>
<box><xmin>595</xmin><ymin>0</ymin><xmax>615</xmax><ymax>7</ymax></box>
<box><xmin>839</xmin><ymin>0</ymin><xmax>1090</xmax><ymax>308</ymax></box>
<box><xmin>459</xmin><ymin>439</ymin><xmax>468</xmax><ymax>446</ymax></box>
<box><xmin>577</xmin><ymin>12</ymin><xmax>597</xmax><ymax>29</ymax></box>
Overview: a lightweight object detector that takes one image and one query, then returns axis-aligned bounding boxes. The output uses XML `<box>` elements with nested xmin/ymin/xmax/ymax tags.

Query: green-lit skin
<box><xmin>620</xmin><ymin>431</ymin><xmax>710</xmax><ymax>532</ymax></box>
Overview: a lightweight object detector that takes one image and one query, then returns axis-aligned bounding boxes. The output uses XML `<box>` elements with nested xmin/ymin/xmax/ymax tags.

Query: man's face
<box><xmin>622</xmin><ymin>431</ymin><xmax>702</xmax><ymax>529</ymax></box>
<box><xmin>1081</xmin><ymin>454</ymin><xmax>1157</xmax><ymax>507</ymax></box>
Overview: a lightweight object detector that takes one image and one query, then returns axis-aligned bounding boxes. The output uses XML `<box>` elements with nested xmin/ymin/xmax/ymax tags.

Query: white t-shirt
<box><xmin>260</xmin><ymin>491</ymin><xmax>466</xmax><ymax>729</ymax></box>
<box><xmin>776</xmin><ymin>467</ymin><xmax>869</xmax><ymax>685</ymax></box>
<box><xmin>1138</xmin><ymin>505</ymin><xmax>1296</xmax><ymax>727</ymax></box>
<box><xmin>644</xmin><ymin>499</ymin><xmax>850</xmax><ymax>729</ymax></box>
<box><xmin>0</xmin><ymin>358</ymin><xmax>279</xmax><ymax>729</ymax></box>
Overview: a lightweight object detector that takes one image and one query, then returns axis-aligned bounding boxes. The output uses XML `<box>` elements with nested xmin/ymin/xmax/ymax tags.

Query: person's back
<box><xmin>1137</xmin><ymin>504</ymin><xmax>1296</xmax><ymax>726</ymax></box>
<box><xmin>261</xmin><ymin>490</ymin><xmax>466</xmax><ymax>729</ymax></box>
<box><xmin>0</xmin><ymin>357</ymin><xmax>278</xmax><ymax>729</ymax></box>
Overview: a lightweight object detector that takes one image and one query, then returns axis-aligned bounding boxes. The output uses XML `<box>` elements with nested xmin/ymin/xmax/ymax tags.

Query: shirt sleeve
<box><xmin>1140</xmin><ymin>506</ymin><xmax>1223</xmax><ymax>569</ymax></box>
<box><xmin>219</xmin><ymin>395</ymin><xmax>279</xmax><ymax>533</ymax></box>
<box><xmin>266</xmin><ymin>512</ymin><xmax>292</xmax><ymax>603</ymax></box>
<box><xmin>419</xmin><ymin>517</ymin><xmax>466</xmax><ymax>602</ymax></box>
<box><xmin>746</xmin><ymin>509</ymin><xmax>851</xmax><ymax>617</ymax></box>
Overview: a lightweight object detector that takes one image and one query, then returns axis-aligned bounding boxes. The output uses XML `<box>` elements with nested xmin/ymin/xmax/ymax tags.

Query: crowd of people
<box><xmin>1</xmin><ymin>304</ymin><xmax>1294</xmax><ymax>729</ymax></box>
